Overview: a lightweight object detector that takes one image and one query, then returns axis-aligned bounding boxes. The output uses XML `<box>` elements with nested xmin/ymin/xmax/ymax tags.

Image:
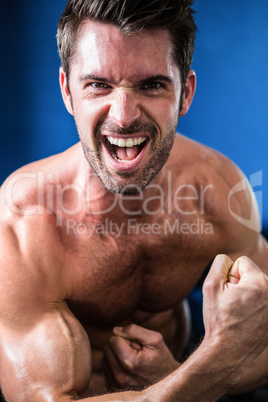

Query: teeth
<box><xmin>107</xmin><ymin>136</ymin><xmax>146</xmax><ymax>148</ymax></box>
<box><xmin>118</xmin><ymin>138</ymin><xmax>126</xmax><ymax>147</ymax></box>
<box><xmin>137</xmin><ymin>138</ymin><xmax>146</xmax><ymax>145</ymax></box>
<box><xmin>126</xmin><ymin>138</ymin><xmax>134</xmax><ymax>147</ymax></box>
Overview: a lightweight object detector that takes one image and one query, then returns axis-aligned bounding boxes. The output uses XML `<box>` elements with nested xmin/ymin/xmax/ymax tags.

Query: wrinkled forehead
<box><xmin>70</xmin><ymin>20</ymin><xmax>178</xmax><ymax>82</ymax></box>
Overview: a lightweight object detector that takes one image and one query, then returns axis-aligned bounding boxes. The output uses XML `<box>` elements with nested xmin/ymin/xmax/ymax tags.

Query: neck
<box><xmin>77</xmin><ymin>149</ymin><xmax>165</xmax><ymax>223</ymax></box>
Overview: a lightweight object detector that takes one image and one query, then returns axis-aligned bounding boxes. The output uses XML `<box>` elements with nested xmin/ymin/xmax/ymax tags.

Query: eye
<box><xmin>141</xmin><ymin>82</ymin><xmax>162</xmax><ymax>90</ymax></box>
<box><xmin>89</xmin><ymin>82</ymin><xmax>111</xmax><ymax>89</ymax></box>
<box><xmin>84</xmin><ymin>81</ymin><xmax>112</xmax><ymax>97</ymax></box>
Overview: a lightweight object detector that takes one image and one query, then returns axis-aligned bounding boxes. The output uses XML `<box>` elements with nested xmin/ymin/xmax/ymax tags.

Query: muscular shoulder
<box><xmin>0</xmin><ymin>144</ymin><xmax>80</xmax><ymax>217</ymax></box>
<box><xmin>170</xmin><ymin>134</ymin><xmax>242</xmax><ymax>183</ymax></box>
<box><xmin>167</xmin><ymin>134</ymin><xmax>261</xmax><ymax>254</ymax></box>
<box><xmin>0</xmin><ymin>213</ymin><xmax>67</xmax><ymax>312</ymax></box>
<box><xmin>0</xmin><ymin>153</ymin><xmax>77</xmax><ymax>320</ymax></box>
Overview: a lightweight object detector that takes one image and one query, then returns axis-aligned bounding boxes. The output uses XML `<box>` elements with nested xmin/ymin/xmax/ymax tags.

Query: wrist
<box><xmin>199</xmin><ymin>335</ymin><xmax>246</xmax><ymax>387</ymax></box>
<box><xmin>146</xmin><ymin>338</ymin><xmax>243</xmax><ymax>402</ymax></box>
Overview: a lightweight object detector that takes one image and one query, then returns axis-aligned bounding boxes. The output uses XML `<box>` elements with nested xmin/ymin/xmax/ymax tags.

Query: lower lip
<box><xmin>102</xmin><ymin>138</ymin><xmax>150</xmax><ymax>172</ymax></box>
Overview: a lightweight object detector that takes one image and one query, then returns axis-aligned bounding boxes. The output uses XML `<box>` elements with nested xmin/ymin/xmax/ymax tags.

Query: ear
<box><xmin>179</xmin><ymin>69</ymin><xmax>196</xmax><ymax>117</ymax></box>
<box><xmin>59</xmin><ymin>67</ymin><xmax>74</xmax><ymax>116</ymax></box>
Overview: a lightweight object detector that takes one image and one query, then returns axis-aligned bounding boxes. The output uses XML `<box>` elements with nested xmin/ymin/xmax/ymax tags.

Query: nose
<box><xmin>108</xmin><ymin>88</ymin><xmax>141</xmax><ymax>128</ymax></box>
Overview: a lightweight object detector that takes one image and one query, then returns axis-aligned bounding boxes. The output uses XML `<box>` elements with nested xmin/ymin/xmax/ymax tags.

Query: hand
<box><xmin>102</xmin><ymin>324</ymin><xmax>179</xmax><ymax>390</ymax></box>
<box><xmin>202</xmin><ymin>254</ymin><xmax>268</xmax><ymax>381</ymax></box>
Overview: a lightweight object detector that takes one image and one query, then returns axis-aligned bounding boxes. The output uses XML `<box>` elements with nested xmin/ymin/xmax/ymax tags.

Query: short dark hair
<box><xmin>57</xmin><ymin>0</ymin><xmax>197</xmax><ymax>88</ymax></box>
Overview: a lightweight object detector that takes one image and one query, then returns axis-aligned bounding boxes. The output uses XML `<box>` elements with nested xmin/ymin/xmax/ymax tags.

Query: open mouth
<box><xmin>104</xmin><ymin>136</ymin><xmax>148</xmax><ymax>163</ymax></box>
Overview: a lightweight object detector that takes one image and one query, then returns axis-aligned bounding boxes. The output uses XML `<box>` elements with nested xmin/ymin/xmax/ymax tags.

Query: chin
<box><xmin>100</xmin><ymin>173</ymin><xmax>149</xmax><ymax>195</ymax></box>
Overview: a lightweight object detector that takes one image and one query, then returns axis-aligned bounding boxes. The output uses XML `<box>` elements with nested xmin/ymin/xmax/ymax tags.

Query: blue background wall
<box><xmin>1</xmin><ymin>0</ymin><xmax>268</xmax><ymax>226</ymax></box>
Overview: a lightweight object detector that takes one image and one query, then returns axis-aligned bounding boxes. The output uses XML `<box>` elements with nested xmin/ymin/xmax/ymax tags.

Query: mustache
<box><xmin>97</xmin><ymin>119</ymin><xmax>157</xmax><ymax>136</ymax></box>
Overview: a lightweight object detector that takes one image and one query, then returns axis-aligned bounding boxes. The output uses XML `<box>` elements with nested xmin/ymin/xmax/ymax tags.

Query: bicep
<box><xmin>0</xmin><ymin>303</ymin><xmax>92</xmax><ymax>401</ymax></box>
<box><xmin>219</xmin><ymin>166</ymin><xmax>268</xmax><ymax>273</ymax></box>
<box><xmin>0</xmin><ymin>220</ymin><xmax>92</xmax><ymax>400</ymax></box>
<box><xmin>227</xmin><ymin>231</ymin><xmax>268</xmax><ymax>276</ymax></box>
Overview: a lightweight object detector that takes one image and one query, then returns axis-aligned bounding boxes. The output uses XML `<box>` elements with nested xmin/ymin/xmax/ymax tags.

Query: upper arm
<box><xmin>220</xmin><ymin>163</ymin><xmax>268</xmax><ymax>275</ymax></box>
<box><xmin>0</xmin><ymin>304</ymin><xmax>92</xmax><ymax>401</ymax></box>
<box><xmin>0</xmin><ymin>220</ymin><xmax>92</xmax><ymax>401</ymax></box>
<box><xmin>202</xmin><ymin>153</ymin><xmax>268</xmax><ymax>273</ymax></box>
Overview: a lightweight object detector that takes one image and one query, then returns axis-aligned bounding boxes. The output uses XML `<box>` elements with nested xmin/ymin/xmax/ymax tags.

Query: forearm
<box><xmin>144</xmin><ymin>338</ymin><xmax>245</xmax><ymax>402</ymax></box>
<box><xmin>80</xmin><ymin>339</ymin><xmax>241</xmax><ymax>402</ymax></box>
<box><xmin>228</xmin><ymin>346</ymin><xmax>268</xmax><ymax>395</ymax></box>
<box><xmin>81</xmin><ymin>390</ymin><xmax>143</xmax><ymax>401</ymax></box>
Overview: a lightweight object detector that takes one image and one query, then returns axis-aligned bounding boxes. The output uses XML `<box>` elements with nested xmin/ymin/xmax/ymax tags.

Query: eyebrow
<box><xmin>78</xmin><ymin>74</ymin><xmax>111</xmax><ymax>83</ymax></box>
<box><xmin>78</xmin><ymin>74</ymin><xmax>174</xmax><ymax>86</ymax></box>
<box><xmin>137</xmin><ymin>75</ymin><xmax>174</xmax><ymax>87</ymax></box>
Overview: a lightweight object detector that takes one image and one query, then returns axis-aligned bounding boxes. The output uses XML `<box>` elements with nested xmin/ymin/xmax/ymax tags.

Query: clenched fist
<box><xmin>102</xmin><ymin>324</ymin><xmax>179</xmax><ymax>390</ymax></box>
<box><xmin>202</xmin><ymin>254</ymin><xmax>268</xmax><ymax>385</ymax></box>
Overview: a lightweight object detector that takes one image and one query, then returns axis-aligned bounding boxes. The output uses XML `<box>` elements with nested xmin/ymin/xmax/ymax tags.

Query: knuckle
<box><xmin>123</xmin><ymin>358</ymin><xmax>137</xmax><ymax>372</ymax></box>
<box><xmin>202</xmin><ymin>277</ymin><xmax>215</xmax><ymax>294</ymax></box>
<box><xmin>214</xmin><ymin>254</ymin><xmax>233</xmax><ymax>267</ymax></box>
<box><xmin>126</xmin><ymin>323</ymin><xmax>136</xmax><ymax>332</ymax></box>
<box><xmin>109</xmin><ymin>335</ymin><xmax>117</xmax><ymax>344</ymax></box>
<box><xmin>109</xmin><ymin>335</ymin><xmax>120</xmax><ymax>348</ymax></box>
<box><xmin>236</xmin><ymin>255</ymin><xmax>251</xmax><ymax>266</ymax></box>
<box><xmin>153</xmin><ymin>332</ymin><xmax>163</xmax><ymax>345</ymax></box>
<box><xmin>215</xmin><ymin>254</ymin><xmax>228</xmax><ymax>263</ymax></box>
<box><xmin>131</xmin><ymin>359</ymin><xmax>138</xmax><ymax>371</ymax></box>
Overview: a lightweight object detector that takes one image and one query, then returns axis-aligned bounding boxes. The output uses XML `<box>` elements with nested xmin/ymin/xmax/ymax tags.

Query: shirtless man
<box><xmin>0</xmin><ymin>0</ymin><xmax>267</xmax><ymax>401</ymax></box>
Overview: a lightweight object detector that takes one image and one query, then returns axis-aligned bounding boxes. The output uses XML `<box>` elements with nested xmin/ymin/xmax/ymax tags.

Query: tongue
<box><xmin>115</xmin><ymin>145</ymin><xmax>140</xmax><ymax>161</ymax></box>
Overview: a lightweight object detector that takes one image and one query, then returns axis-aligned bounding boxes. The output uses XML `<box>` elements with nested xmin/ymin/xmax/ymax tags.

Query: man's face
<box><xmin>63</xmin><ymin>20</ymin><xmax>183</xmax><ymax>194</ymax></box>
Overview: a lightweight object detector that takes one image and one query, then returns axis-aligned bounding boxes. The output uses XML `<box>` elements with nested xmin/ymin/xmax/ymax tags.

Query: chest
<box><xmin>64</xmin><ymin>223</ymin><xmax>206</xmax><ymax>326</ymax></box>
